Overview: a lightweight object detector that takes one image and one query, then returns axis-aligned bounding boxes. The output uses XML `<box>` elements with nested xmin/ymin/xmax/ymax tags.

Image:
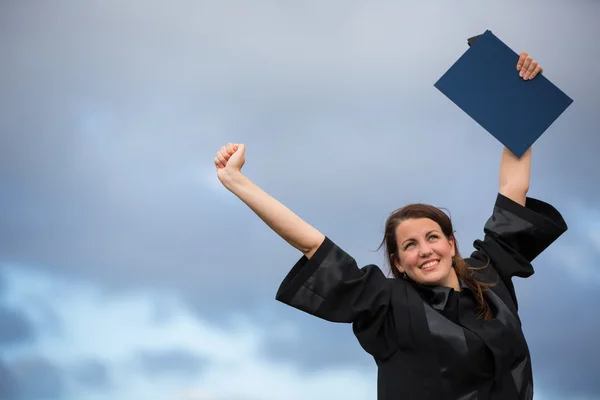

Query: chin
<box><xmin>414</xmin><ymin>266</ymin><xmax>453</xmax><ymax>286</ymax></box>
<box><xmin>420</xmin><ymin>276</ymin><xmax>447</xmax><ymax>286</ymax></box>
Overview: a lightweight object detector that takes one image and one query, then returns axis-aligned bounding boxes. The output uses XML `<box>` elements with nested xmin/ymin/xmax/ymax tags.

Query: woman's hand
<box><xmin>214</xmin><ymin>143</ymin><xmax>245</xmax><ymax>185</ymax></box>
<box><xmin>517</xmin><ymin>52</ymin><xmax>543</xmax><ymax>80</ymax></box>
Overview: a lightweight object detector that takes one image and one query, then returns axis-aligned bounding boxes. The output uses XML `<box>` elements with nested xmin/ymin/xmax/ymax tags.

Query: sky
<box><xmin>1</xmin><ymin>0</ymin><xmax>599</xmax><ymax>399</ymax></box>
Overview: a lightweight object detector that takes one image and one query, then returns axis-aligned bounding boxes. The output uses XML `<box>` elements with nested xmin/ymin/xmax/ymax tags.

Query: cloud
<box><xmin>497</xmin><ymin>202</ymin><xmax>600</xmax><ymax>399</ymax></box>
<box><xmin>1</xmin><ymin>0</ymin><xmax>599</xmax><ymax>399</ymax></box>
<box><xmin>520</xmin><ymin>273</ymin><xmax>600</xmax><ymax>398</ymax></box>
<box><xmin>546</xmin><ymin>201</ymin><xmax>600</xmax><ymax>283</ymax></box>
<box><xmin>0</xmin><ymin>265</ymin><xmax>376</xmax><ymax>400</ymax></box>
<box><xmin>6</xmin><ymin>355</ymin><xmax>66</xmax><ymax>400</ymax></box>
<box><xmin>4</xmin><ymin>254</ymin><xmax>600</xmax><ymax>400</ymax></box>
<box><xmin>0</xmin><ymin>361</ymin><xmax>19</xmax><ymax>400</ymax></box>
<box><xmin>138</xmin><ymin>348</ymin><xmax>207</xmax><ymax>379</ymax></box>
<box><xmin>0</xmin><ymin>306</ymin><xmax>35</xmax><ymax>347</ymax></box>
<box><xmin>257</xmin><ymin>307</ymin><xmax>374</xmax><ymax>372</ymax></box>
<box><xmin>72</xmin><ymin>359</ymin><xmax>111</xmax><ymax>390</ymax></box>
<box><xmin>0</xmin><ymin>0</ymin><xmax>598</xmax><ymax>307</ymax></box>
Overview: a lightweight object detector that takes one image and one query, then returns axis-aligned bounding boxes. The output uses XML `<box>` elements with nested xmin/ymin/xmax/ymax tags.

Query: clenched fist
<box><xmin>214</xmin><ymin>143</ymin><xmax>246</xmax><ymax>184</ymax></box>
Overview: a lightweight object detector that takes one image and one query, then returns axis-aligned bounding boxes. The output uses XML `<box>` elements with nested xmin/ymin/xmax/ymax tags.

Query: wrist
<box><xmin>221</xmin><ymin>170</ymin><xmax>248</xmax><ymax>191</ymax></box>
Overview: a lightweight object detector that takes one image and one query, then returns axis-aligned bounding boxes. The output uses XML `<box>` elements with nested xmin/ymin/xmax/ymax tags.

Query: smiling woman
<box><xmin>213</xmin><ymin>48</ymin><xmax>568</xmax><ymax>400</ymax></box>
<box><xmin>379</xmin><ymin>202</ymin><xmax>496</xmax><ymax>321</ymax></box>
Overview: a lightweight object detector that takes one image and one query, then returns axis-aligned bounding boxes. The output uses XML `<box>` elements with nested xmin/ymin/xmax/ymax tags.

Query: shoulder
<box><xmin>276</xmin><ymin>236</ymin><xmax>389</xmax><ymax>307</ymax></box>
<box><xmin>276</xmin><ymin>237</ymin><xmax>427</xmax><ymax>359</ymax></box>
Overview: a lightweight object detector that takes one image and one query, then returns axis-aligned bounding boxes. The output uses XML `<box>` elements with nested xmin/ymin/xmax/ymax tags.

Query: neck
<box><xmin>442</xmin><ymin>270</ymin><xmax>461</xmax><ymax>292</ymax></box>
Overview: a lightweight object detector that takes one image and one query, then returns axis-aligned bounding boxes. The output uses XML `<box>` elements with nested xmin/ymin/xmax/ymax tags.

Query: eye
<box><xmin>404</xmin><ymin>242</ymin><xmax>415</xmax><ymax>250</ymax></box>
<box><xmin>428</xmin><ymin>234</ymin><xmax>439</xmax><ymax>241</ymax></box>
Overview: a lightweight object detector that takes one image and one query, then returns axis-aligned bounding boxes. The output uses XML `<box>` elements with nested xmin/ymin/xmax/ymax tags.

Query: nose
<box><xmin>419</xmin><ymin>243</ymin><xmax>433</xmax><ymax>257</ymax></box>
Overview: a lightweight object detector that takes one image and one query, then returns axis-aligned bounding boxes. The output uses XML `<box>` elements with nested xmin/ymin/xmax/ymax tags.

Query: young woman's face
<box><xmin>394</xmin><ymin>218</ymin><xmax>458</xmax><ymax>288</ymax></box>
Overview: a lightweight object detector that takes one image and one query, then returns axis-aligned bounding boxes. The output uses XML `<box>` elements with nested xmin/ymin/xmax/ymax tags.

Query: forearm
<box><xmin>498</xmin><ymin>147</ymin><xmax>531</xmax><ymax>206</ymax></box>
<box><xmin>222</xmin><ymin>172</ymin><xmax>325</xmax><ymax>258</ymax></box>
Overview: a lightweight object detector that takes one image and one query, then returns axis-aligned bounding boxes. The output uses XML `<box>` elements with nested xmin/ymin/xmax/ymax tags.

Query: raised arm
<box><xmin>498</xmin><ymin>147</ymin><xmax>530</xmax><ymax>206</ymax></box>
<box><xmin>215</xmin><ymin>144</ymin><xmax>401</xmax><ymax>360</ymax></box>
<box><xmin>498</xmin><ymin>52</ymin><xmax>544</xmax><ymax>206</ymax></box>
<box><xmin>214</xmin><ymin>143</ymin><xmax>325</xmax><ymax>259</ymax></box>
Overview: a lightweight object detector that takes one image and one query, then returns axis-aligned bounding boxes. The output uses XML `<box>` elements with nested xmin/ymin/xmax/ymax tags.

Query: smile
<box><xmin>420</xmin><ymin>260</ymin><xmax>439</xmax><ymax>270</ymax></box>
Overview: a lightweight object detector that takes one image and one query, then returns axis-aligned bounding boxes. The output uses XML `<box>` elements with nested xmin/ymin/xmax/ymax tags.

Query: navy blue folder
<box><xmin>434</xmin><ymin>30</ymin><xmax>573</xmax><ymax>157</ymax></box>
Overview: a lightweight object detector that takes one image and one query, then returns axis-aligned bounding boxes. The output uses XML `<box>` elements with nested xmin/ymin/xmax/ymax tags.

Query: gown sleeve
<box><xmin>470</xmin><ymin>193</ymin><xmax>568</xmax><ymax>304</ymax></box>
<box><xmin>275</xmin><ymin>236</ymin><xmax>399</xmax><ymax>360</ymax></box>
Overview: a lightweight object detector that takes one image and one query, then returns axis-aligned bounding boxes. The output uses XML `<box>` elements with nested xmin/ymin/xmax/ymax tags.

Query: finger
<box><xmin>217</xmin><ymin>151</ymin><xmax>227</xmax><ymax>166</ymax></box>
<box><xmin>214</xmin><ymin>157</ymin><xmax>224</xmax><ymax>169</ymax></box>
<box><xmin>219</xmin><ymin>147</ymin><xmax>231</xmax><ymax>161</ymax></box>
<box><xmin>226</xmin><ymin>143</ymin><xmax>235</xmax><ymax>155</ymax></box>
<box><xmin>529</xmin><ymin>64</ymin><xmax>543</xmax><ymax>80</ymax></box>
<box><xmin>517</xmin><ymin>52</ymin><xmax>528</xmax><ymax>71</ymax></box>
<box><xmin>233</xmin><ymin>143</ymin><xmax>239</xmax><ymax>152</ymax></box>
<box><xmin>524</xmin><ymin>60</ymin><xmax>537</xmax><ymax>79</ymax></box>
<box><xmin>519</xmin><ymin>56</ymin><xmax>532</xmax><ymax>78</ymax></box>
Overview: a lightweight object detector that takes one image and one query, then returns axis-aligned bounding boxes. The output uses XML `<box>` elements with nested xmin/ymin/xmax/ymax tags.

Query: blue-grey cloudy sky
<box><xmin>1</xmin><ymin>0</ymin><xmax>599</xmax><ymax>399</ymax></box>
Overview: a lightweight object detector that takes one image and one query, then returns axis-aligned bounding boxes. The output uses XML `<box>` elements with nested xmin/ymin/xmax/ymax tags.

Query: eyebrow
<box><xmin>401</xmin><ymin>230</ymin><xmax>439</xmax><ymax>246</ymax></box>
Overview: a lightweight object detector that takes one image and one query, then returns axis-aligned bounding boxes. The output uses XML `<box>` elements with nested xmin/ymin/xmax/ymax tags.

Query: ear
<box><xmin>393</xmin><ymin>257</ymin><xmax>405</xmax><ymax>274</ymax></box>
<box><xmin>449</xmin><ymin>236</ymin><xmax>456</xmax><ymax>258</ymax></box>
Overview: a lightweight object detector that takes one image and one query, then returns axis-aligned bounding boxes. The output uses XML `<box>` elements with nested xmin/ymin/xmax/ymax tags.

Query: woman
<box><xmin>213</xmin><ymin>52</ymin><xmax>567</xmax><ymax>399</ymax></box>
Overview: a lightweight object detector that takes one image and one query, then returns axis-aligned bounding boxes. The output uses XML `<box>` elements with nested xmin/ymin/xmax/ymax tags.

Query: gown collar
<box><xmin>413</xmin><ymin>279</ymin><xmax>470</xmax><ymax>311</ymax></box>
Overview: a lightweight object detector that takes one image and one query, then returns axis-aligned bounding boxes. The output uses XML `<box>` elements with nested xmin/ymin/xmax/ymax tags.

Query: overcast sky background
<box><xmin>1</xmin><ymin>1</ymin><xmax>599</xmax><ymax>399</ymax></box>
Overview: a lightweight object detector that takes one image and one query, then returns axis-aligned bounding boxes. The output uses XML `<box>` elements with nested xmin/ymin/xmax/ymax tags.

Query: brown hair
<box><xmin>379</xmin><ymin>203</ymin><xmax>495</xmax><ymax>320</ymax></box>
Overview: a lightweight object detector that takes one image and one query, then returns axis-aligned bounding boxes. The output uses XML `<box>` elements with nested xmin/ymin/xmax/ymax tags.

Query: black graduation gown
<box><xmin>275</xmin><ymin>193</ymin><xmax>567</xmax><ymax>399</ymax></box>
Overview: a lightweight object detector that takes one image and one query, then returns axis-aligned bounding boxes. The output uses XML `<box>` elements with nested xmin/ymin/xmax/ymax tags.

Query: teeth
<box><xmin>421</xmin><ymin>260</ymin><xmax>438</xmax><ymax>269</ymax></box>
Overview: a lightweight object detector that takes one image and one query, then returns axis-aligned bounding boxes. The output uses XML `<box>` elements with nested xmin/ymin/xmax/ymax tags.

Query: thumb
<box><xmin>229</xmin><ymin>143</ymin><xmax>245</xmax><ymax>160</ymax></box>
<box><xmin>235</xmin><ymin>143</ymin><xmax>245</xmax><ymax>156</ymax></box>
<box><xmin>227</xmin><ymin>143</ymin><xmax>246</xmax><ymax>170</ymax></box>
